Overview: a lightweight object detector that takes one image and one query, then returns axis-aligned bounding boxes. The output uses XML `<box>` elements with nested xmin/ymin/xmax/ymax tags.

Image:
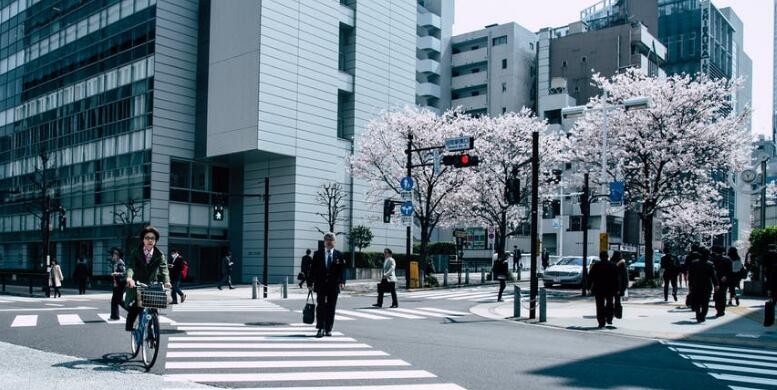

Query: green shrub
<box><xmin>424</xmin><ymin>274</ymin><xmax>439</xmax><ymax>287</ymax></box>
<box><xmin>630</xmin><ymin>277</ymin><xmax>662</xmax><ymax>288</ymax></box>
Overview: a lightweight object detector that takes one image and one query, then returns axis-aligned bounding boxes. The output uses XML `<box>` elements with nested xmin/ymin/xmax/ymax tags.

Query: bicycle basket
<box><xmin>137</xmin><ymin>285</ymin><xmax>168</xmax><ymax>309</ymax></box>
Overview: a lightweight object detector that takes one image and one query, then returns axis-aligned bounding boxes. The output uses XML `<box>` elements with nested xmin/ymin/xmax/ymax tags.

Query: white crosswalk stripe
<box><xmin>57</xmin><ymin>314</ymin><xmax>84</xmax><ymax>325</ymax></box>
<box><xmin>171</xmin><ymin>299</ymin><xmax>288</xmax><ymax>313</ymax></box>
<box><xmin>10</xmin><ymin>315</ymin><xmax>37</xmax><ymax>327</ymax></box>
<box><xmin>663</xmin><ymin>340</ymin><xmax>777</xmax><ymax>388</ymax></box>
<box><xmin>396</xmin><ymin>286</ymin><xmax>511</xmax><ymax>303</ymax></box>
<box><xmin>97</xmin><ymin>313</ymin><xmax>125</xmax><ymax>323</ymax></box>
<box><xmin>162</xmin><ymin>323</ymin><xmax>465</xmax><ymax>389</ymax></box>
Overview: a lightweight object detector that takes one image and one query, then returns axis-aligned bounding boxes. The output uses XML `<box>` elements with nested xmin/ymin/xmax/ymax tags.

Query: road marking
<box><xmin>167</xmin><ymin>342</ymin><xmax>372</xmax><ymax>349</ymax></box>
<box><xmin>166</xmin><ymin>350</ymin><xmax>390</xmax><ymax>358</ymax></box>
<box><xmin>0</xmin><ymin>306</ymin><xmax>96</xmax><ymax>312</ymax></box>
<box><xmin>670</xmin><ymin>348</ymin><xmax>776</xmax><ymax>362</ymax></box>
<box><xmin>389</xmin><ymin>308</ymin><xmax>450</xmax><ymax>318</ymax></box>
<box><xmin>709</xmin><ymin>373</ymin><xmax>777</xmax><ymax>386</ymax></box>
<box><xmin>693</xmin><ymin>362</ymin><xmax>777</xmax><ymax>377</ymax></box>
<box><xmin>729</xmin><ymin>386</ymin><xmax>769</xmax><ymax>390</ymax></box>
<box><xmin>182</xmin><ymin>333</ymin><xmax>353</xmax><ymax>340</ymax></box>
<box><xmin>171</xmin><ymin>333</ymin><xmax>344</xmax><ymax>339</ymax></box>
<box><xmin>10</xmin><ymin>315</ymin><xmax>37</xmax><ymax>327</ymax></box>
<box><xmin>176</xmin><ymin>326</ymin><xmax>310</xmax><ymax>331</ymax></box>
<box><xmin>163</xmin><ymin>370</ymin><xmax>436</xmax><ymax>383</ymax></box>
<box><xmin>165</xmin><ymin>359</ymin><xmax>410</xmax><ymax>370</ymax></box>
<box><xmin>57</xmin><ymin>314</ymin><xmax>84</xmax><ymax>325</ymax></box>
<box><xmin>158</xmin><ymin>315</ymin><xmax>175</xmax><ymax>324</ymax></box>
<box><xmin>680</xmin><ymin>354</ymin><xmax>777</xmax><ymax>369</ymax></box>
<box><xmin>162</xmin><ymin>385</ymin><xmax>465</xmax><ymax>390</ymax></box>
<box><xmin>663</xmin><ymin>341</ymin><xmax>777</xmax><ymax>357</ymax></box>
<box><xmin>45</xmin><ymin>303</ymin><xmax>64</xmax><ymax>307</ymax></box>
<box><xmin>416</xmin><ymin>307</ymin><xmax>470</xmax><ymax>316</ymax></box>
<box><xmin>336</xmin><ymin>309</ymin><xmax>391</xmax><ymax>320</ymax></box>
<box><xmin>448</xmin><ymin>292</ymin><xmax>497</xmax><ymax>300</ymax></box>
<box><xmin>97</xmin><ymin>313</ymin><xmax>125</xmax><ymax>323</ymax></box>
<box><xmin>358</xmin><ymin>310</ymin><xmax>423</xmax><ymax>319</ymax></box>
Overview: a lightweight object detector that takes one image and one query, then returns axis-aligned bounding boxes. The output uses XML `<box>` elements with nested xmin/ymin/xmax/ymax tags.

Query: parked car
<box><xmin>542</xmin><ymin>256</ymin><xmax>600</xmax><ymax>287</ymax></box>
<box><xmin>628</xmin><ymin>252</ymin><xmax>664</xmax><ymax>280</ymax></box>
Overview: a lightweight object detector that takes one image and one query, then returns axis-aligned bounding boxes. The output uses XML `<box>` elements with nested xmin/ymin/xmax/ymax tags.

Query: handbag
<box><xmin>765</xmin><ymin>300</ymin><xmax>775</xmax><ymax>327</ymax></box>
<box><xmin>297</xmin><ymin>272</ymin><xmax>305</xmax><ymax>281</ymax></box>
<box><xmin>614</xmin><ymin>301</ymin><xmax>623</xmax><ymax>319</ymax></box>
<box><xmin>303</xmin><ymin>291</ymin><xmax>316</xmax><ymax>324</ymax></box>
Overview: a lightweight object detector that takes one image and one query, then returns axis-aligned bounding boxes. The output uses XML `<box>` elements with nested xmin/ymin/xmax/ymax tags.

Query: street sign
<box><xmin>552</xmin><ymin>218</ymin><xmax>561</xmax><ymax>230</ymax></box>
<box><xmin>453</xmin><ymin>229</ymin><xmax>467</xmax><ymax>238</ymax></box>
<box><xmin>609</xmin><ymin>181</ymin><xmax>624</xmax><ymax>203</ymax></box>
<box><xmin>400</xmin><ymin>176</ymin><xmax>414</xmax><ymax>191</ymax></box>
<box><xmin>444</xmin><ymin>136</ymin><xmax>474</xmax><ymax>152</ymax></box>
<box><xmin>401</xmin><ymin>215</ymin><xmax>413</xmax><ymax>225</ymax></box>
<box><xmin>400</xmin><ymin>201</ymin><xmax>414</xmax><ymax>216</ymax></box>
<box><xmin>401</xmin><ymin>190</ymin><xmax>412</xmax><ymax>201</ymax></box>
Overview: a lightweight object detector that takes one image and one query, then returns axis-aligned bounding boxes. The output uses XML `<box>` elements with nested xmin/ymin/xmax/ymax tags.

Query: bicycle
<box><xmin>129</xmin><ymin>282</ymin><xmax>168</xmax><ymax>371</ymax></box>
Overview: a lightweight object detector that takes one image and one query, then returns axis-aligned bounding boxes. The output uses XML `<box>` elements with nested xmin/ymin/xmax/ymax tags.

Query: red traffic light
<box><xmin>442</xmin><ymin>154</ymin><xmax>479</xmax><ymax>168</ymax></box>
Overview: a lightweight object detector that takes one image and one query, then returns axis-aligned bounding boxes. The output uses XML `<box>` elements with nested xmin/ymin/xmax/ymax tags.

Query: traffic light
<box><xmin>213</xmin><ymin>203</ymin><xmax>224</xmax><ymax>221</ymax></box>
<box><xmin>442</xmin><ymin>154</ymin><xmax>479</xmax><ymax>168</ymax></box>
<box><xmin>505</xmin><ymin>177</ymin><xmax>520</xmax><ymax>205</ymax></box>
<box><xmin>383</xmin><ymin>199</ymin><xmax>396</xmax><ymax>223</ymax></box>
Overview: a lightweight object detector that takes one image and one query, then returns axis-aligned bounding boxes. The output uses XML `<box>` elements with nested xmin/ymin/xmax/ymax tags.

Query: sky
<box><xmin>453</xmin><ymin>0</ymin><xmax>774</xmax><ymax>138</ymax></box>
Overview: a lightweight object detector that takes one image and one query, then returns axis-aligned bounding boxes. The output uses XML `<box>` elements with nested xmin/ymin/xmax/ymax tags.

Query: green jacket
<box><xmin>124</xmin><ymin>246</ymin><xmax>171</xmax><ymax>308</ymax></box>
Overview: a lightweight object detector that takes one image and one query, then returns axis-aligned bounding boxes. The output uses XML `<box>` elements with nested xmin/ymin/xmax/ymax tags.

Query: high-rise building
<box><xmin>416</xmin><ymin>0</ymin><xmax>453</xmax><ymax>113</ymax></box>
<box><xmin>0</xmin><ymin>0</ymin><xmax>417</xmax><ymax>282</ymax></box>
<box><xmin>773</xmin><ymin>0</ymin><xmax>777</xmax><ymax>142</ymax></box>
<box><xmin>448</xmin><ymin>22</ymin><xmax>538</xmax><ymax>116</ymax></box>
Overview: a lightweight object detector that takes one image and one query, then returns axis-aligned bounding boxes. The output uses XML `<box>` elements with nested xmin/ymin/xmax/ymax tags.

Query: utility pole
<box><xmin>581</xmin><ymin>173</ymin><xmax>590</xmax><ymax>297</ymax></box>
<box><xmin>405</xmin><ymin>133</ymin><xmax>413</xmax><ymax>289</ymax></box>
<box><xmin>529</xmin><ymin>131</ymin><xmax>539</xmax><ymax>319</ymax></box>
<box><xmin>263</xmin><ymin>177</ymin><xmax>270</xmax><ymax>298</ymax></box>
<box><xmin>761</xmin><ymin>159</ymin><xmax>767</xmax><ymax>229</ymax></box>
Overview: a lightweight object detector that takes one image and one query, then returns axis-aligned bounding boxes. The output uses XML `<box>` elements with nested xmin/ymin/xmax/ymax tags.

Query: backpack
<box><xmin>180</xmin><ymin>260</ymin><xmax>189</xmax><ymax>280</ymax></box>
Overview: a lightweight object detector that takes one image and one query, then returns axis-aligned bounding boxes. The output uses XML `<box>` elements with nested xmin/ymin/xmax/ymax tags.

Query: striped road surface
<box><xmin>290</xmin><ymin>307</ymin><xmax>470</xmax><ymax>322</ymax></box>
<box><xmin>663</xmin><ymin>340</ymin><xmax>777</xmax><ymax>389</ymax></box>
<box><xmin>161</xmin><ymin>321</ymin><xmax>466</xmax><ymax>389</ymax></box>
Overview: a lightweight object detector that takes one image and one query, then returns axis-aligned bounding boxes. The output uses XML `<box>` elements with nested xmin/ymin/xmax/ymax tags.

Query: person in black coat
<box><xmin>710</xmin><ymin>246</ymin><xmax>732</xmax><ymax>317</ymax></box>
<box><xmin>307</xmin><ymin>232</ymin><xmax>347</xmax><ymax>338</ymax></box>
<box><xmin>661</xmin><ymin>252</ymin><xmax>679</xmax><ymax>302</ymax></box>
<box><xmin>613</xmin><ymin>251</ymin><xmax>628</xmax><ymax>308</ymax></box>
<box><xmin>589</xmin><ymin>251</ymin><xmax>620</xmax><ymax>328</ymax></box>
<box><xmin>298</xmin><ymin>249</ymin><xmax>313</xmax><ymax>288</ymax></box>
<box><xmin>168</xmin><ymin>248</ymin><xmax>187</xmax><ymax>304</ymax></box>
<box><xmin>73</xmin><ymin>258</ymin><xmax>90</xmax><ymax>295</ymax></box>
<box><xmin>687</xmin><ymin>248</ymin><xmax>718</xmax><ymax>323</ymax></box>
<box><xmin>492</xmin><ymin>255</ymin><xmax>509</xmax><ymax>302</ymax></box>
<box><xmin>109</xmin><ymin>247</ymin><xmax>126</xmax><ymax>320</ymax></box>
<box><xmin>218</xmin><ymin>251</ymin><xmax>235</xmax><ymax>290</ymax></box>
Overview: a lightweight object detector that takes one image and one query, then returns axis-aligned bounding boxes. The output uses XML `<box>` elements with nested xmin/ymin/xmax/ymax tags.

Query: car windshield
<box><xmin>556</xmin><ymin>257</ymin><xmax>583</xmax><ymax>266</ymax></box>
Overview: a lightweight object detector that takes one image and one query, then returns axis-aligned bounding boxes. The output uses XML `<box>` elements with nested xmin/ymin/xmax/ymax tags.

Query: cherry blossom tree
<box><xmin>661</xmin><ymin>188</ymin><xmax>731</xmax><ymax>250</ymax></box>
<box><xmin>567</xmin><ymin>69</ymin><xmax>750</xmax><ymax>280</ymax></box>
<box><xmin>350</xmin><ymin>106</ymin><xmax>476</xmax><ymax>268</ymax></box>
<box><xmin>448</xmin><ymin>109</ymin><xmax>565</xmax><ymax>257</ymax></box>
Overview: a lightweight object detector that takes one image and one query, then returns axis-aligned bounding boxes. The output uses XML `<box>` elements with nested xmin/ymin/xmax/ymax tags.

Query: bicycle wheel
<box><xmin>129</xmin><ymin>315</ymin><xmax>141</xmax><ymax>359</ymax></box>
<box><xmin>141</xmin><ymin>312</ymin><xmax>160</xmax><ymax>370</ymax></box>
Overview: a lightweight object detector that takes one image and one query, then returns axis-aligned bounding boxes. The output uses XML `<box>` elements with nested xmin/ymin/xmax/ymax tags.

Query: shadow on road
<box><xmin>52</xmin><ymin>352</ymin><xmax>147</xmax><ymax>372</ymax></box>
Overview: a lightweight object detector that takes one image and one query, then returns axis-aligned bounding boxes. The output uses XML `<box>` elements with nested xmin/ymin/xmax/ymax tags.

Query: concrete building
<box><xmin>751</xmin><ymin>136</ymin><xmax>777</xmax><ymax>229</ymax></box>
<box><xmin>416</xmin><ymin>0</ymin><xmax>453</xmax><ymax>113</ymax></box>
<box><xmin>0</xmin><ymin>0</ymin><xmax>417</xmax><ymax>283</ymax></box>
<box><xmin>448</xmin><ymin>22</ymin><xmax>537</xmax><ymax>117</ymax></box>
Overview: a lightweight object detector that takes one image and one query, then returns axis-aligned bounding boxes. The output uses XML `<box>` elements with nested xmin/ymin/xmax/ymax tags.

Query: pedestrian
<box><xmin>168</xmin><ymin>248</ymin><xmax>187</xmax><ymax>304</ymax></box>
<box><xmin>687</xmin><ymin>247</ymin><xmax>718</xmax><ymax>323</ymax></box>
<box><xmin>50</xmin><ymin>259</ymin><xmax>64</xmax><ymax>298</ymax></box>
<box><xmin>124</xmin><ymin>226</ymin><xmax>171</xmax><ymax>332</ymax></box>
<box><xmin>307</xmin><ymin>232</ymin><xmax>346</xmax><ymax>338</ymax></box>
<box><xmin>677</xmin><ymin>254</ymin><xmax>688</xmax><ymax>288</ymax></box>
<box><xmin>218</xmin><ymin>251</ymin><xmax>235</xmax><ymax>290</ymax></box>
<box><xmin>513</xmin><ymin>246</ymin><xmax>522</xmax><ymax>273</ymax></box>
<box><xmin>73</xmin><ymin>257</ymin><xmax>90</xmax><ymax>295</ymax></box>
<box><xmin>660</xmin><ymin>252</ymin><xmax>679</xmax><ymax>302</ymax></box>
<box><xmin>298</xmin><ymin>249</ymin><xmax>312</xmax><ymax>288</ymax></box>
<box><xmin>492</xmin><ymin>254</ymin><xmax>508</xmax><ymax>302</ymax></box>
<box><xmin>373</xmin><ymin>248</ymin><xmax>398</xmax><ymax>308</ymax></box>
<box><xmin>542</xmin><ymin>249</ymin><xmax>550</xmax><ymax>270</ymax></box>
<box><xmin>589</xmin><ymin>251</ymin><xmax>619</xmax><ymax>328</ymax></box>
<box><xmin>109</xmin><ymin>247</ymin><xmax>126</xmax><ymax>320</ymax></box>
<box><xmin>710</xmin><ymin>246</ymin><xmax>732</xmax><ymax>317</ymax></box>
<box><xmin>727</xmin><ymin>247</ymin><xmax>743</xmax><ymax>306</ymax></box>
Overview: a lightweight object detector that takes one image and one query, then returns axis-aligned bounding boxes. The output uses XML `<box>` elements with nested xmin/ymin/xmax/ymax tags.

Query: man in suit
<box><xmin>688</xmin><ymin>248</ymin><xmax>718</xmax><ymax>323</ymax></box>
<box><xmin>307</xmin><ymin>232</ymin><xmax>346</xmax><ymax>338</ymax></box>
<box><xmin>218</xmin><ymin>251</ymin><xmax>235</xmax><ymax>290</ymax></box>
<box><xmin>589</xmin><ymin>251</ymin><xmax>619</xmax><ymax>328</ymax></box>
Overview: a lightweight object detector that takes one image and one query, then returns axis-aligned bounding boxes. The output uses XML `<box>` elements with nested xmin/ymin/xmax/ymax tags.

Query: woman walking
<box><xmin>728</xmin><ymin>247</ymin><xmax>743</xmax><ymax>306</ymax></box>
<box><xmin>50</xmin><ymin>259</ymin><xmax>64</xmax><ymax>298</ymax></box>
<box><xmin>124</xmin><ymin>226</ymin><xmax>171</xmax><ymax>332</ymax></box>
<box><xmin>493</xmin><ymin>255</ymin><xmax>508</xmax><ymax>302</ymax></box>
<box><xmin>373</xmin><ymin>248</ymin><xmax>398</xmax><ymax>308</ymax></box>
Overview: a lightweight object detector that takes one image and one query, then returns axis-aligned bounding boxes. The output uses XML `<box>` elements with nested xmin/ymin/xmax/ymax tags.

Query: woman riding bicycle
<box><xmin>124</xmin><ymin>225</ymin><xmax>171</xmax><ymax>331</ymax></box>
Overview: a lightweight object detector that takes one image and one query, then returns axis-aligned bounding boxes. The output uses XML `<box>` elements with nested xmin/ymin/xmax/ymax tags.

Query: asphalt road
<box><xmin>0</xmin><ymin>287</ymin><xmax>762</xmax><ymax>389</ymax></box>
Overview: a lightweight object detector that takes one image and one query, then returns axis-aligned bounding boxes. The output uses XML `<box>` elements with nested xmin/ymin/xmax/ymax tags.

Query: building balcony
<box><xmin>416</xmin><ymin>58</ymin><xmax>440</xmax><ymax>74</ymax></box>
<box><xmin>417</xmin><ymin>9</ymin><xmax>441</xmax><ymax>30</ymax></box>
<box><xmin>416</xmin><ymin>82</ymin><xmax>441</xmax><ymax>98</ymax></box>
<box><xmin>451</xmin><ymin>71</ymin><xmax>487</xmax><ymax>90</ymax></box>
<box><xmin>337</xmin><ymin>70</ymin><xmax>354</xmax><ymax>93</ymax></box>
<box><xmin>631</xmin><ymin>23</ymin><xmax>666</xmax><ymax>62</ymax></box>
<box><xmin>417</xmin><ymin>35</ymin><xmax>441</xmax><ymax>53</ymax></box>
<box><xmin>451</xmin><ymin>94</ymin><xmax>487</xmax><ymax>112</ymax></box>
<box><xmin>451</xmin><ymin>47</ymin><xmax>487</xmax><ymax>67</ymax></box>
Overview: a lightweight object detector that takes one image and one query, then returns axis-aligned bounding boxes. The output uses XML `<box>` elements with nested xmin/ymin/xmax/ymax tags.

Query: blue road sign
<box><xmin>400</xmin><ymin>201</ymin><xmax>414</xmax><ymax>216</ymax></box>
<box><xmin>609</xmin><ymin>181</ymin><xmax>624</xmax><ymax>203</ymax></box>
<box><xmin>400</xmin><ymin>176</ymin><xmax>414</xmax><ymax>191</ymax></box>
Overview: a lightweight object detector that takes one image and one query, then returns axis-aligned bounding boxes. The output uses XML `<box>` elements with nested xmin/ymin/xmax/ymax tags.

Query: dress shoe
<box><xmin>181</xmin><ymin>294</ymin><xmax>187</xmax><ymax>303</ymax></box>
<box><xmin>372</xmin><ymin>304</ymin><xmax>382</xmax><ymax>308</ymax></box>
<box><xmin>716</xmin><ymin>312</ymin><xmax>725</xmax><ymax>317</ymax></box>
<box><xmin>735</xmin><ymin>297</ymin><xmax>740</xmax><ymax>306</ymax></box>
<box><xmin>109</xmin><ymin>316</ymin><xmax>120</xmax><ymax>321</ymax></box>
<box><xmin>229</xmin><ymin>286</ymin><xmax>235</xmax><ymax>290</ymax></box>
<box><xmin>390</xmin><ymin>304</ymin><xmax>398</xmax><ymax>308</ymax></box>
<box><xmin>325</xmin><ymin>331</ymin><xmax>332</xmax><ymax>337</ymax></box>
<box><xmin>170</xmin><ymin>301</ymin><xmax>178</xmax><ymax>305</ymax></box>
<box><xmin>315</xmin><ymin>329</ymin><xmax>324</xmax><ymax>338</ymax></box>
<box><xmin>673</xmin><ymin>294</ymin><xmax>677</xmax><ymax>302</ymax></box>
<box><xmin>217</xmin><ymin>286</ymin><xmax>222</xmax><ymax>290</ymax></box>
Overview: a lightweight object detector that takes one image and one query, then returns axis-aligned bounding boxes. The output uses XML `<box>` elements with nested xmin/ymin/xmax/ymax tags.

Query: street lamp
<box><xmin>561</xmin><ymin>96</ymin><xmax>652</xmax><ymax>253</ymax></box>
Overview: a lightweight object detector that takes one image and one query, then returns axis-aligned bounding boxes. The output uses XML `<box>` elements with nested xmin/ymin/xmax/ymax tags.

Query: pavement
<box><xmin>472</xmin><ymin>285</ymin><xmax>777</xmax><ymax>348</ymax></box>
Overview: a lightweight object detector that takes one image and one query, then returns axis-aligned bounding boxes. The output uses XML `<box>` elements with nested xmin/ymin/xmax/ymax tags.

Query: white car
<box><xmin>542</xmin><ymin>256</ymin><xmax>599</xmax><ymax>287</ymax></box>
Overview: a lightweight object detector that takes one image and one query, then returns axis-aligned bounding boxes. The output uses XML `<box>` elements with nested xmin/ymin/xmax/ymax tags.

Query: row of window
<box><xmin>170</xmin><ymin>160</ymin><xmax>231</xmax><ymax>194</ymax></box>
<box><xmin>0</xmin><ymin>0</ymin><xmax>40</xmax><ymax>27</ymax></box>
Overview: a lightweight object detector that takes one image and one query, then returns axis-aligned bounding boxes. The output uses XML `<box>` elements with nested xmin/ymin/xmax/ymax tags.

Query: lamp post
<box><xmin>562</xmin><ymin>96</ymin><xmax>652</xmax><ymax>253</ymax></box>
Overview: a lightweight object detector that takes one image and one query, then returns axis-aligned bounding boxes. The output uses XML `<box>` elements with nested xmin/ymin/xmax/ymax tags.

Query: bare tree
<box><xmin>315</xmin><ymin>182</ymin><xmax>347</xmax><ymax>235</ymax></box>
<box><xmin>112</xmin><ymin>199</ymin><xmax>142</xmax><ymax>251</ymax></box>
<box><xmin>22</xmin><ymin>146</ymin><xmax>60</xmax><ymax>270</ymax></box>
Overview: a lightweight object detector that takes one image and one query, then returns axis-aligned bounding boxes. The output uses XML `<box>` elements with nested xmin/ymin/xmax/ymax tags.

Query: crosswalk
<box><xmin>170</xmin><ymin>299</ymin><xmax>288</xmax><ymax>313</ymax></box>
<box><xmin>161</xmin><ymin>321</ymin><xmax>466</xmax><ymax>389</ymax></box>
<box><xmin>291</xmin><ymin>307</ymin><xmax>470</xmax><ymax>323</ymax></box>
<box><xmin>394</xmin><ymin>287</ymin><xmax>515</xmax><ymax>303</ymax></box>
<box><xmin>6</xmin><ymin>312</ymin><xmax>175</xmax><ymax>328</ymax></box>
<box><xmin>663</xmin><ymin>340</ymin><xmax>777</xmax><ymax>389</ymax></box>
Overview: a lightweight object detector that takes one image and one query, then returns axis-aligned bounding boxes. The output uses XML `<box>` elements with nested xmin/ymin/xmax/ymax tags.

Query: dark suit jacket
<box><xmin>688</xmin><ymin>259</ymin><xmax>717</xmax><ymax>295</ymax></box>
<box><xmin>589</xmin><ymin>260</ymin><xmax>619</xmax><ymax>297</ymax></box>
<box><xmin>307</xmin><ymin>248</ymin><xmax>346</xmax><ymax>293</ymax></box>
<box><xmin>169</xmin><ymin>255</ymin><xmax>185</xmax><ymax>281</ymax></box>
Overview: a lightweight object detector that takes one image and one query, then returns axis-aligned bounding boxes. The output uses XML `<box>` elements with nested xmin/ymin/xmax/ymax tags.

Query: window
<box><xmin>471</xmin><ymin>91</ymin><xmax>479</xmax><ymax>96</ymax></box>
<box><xmin>502</xmin><ymin>59</ymin><xmax>507</xmax><ymax>69</ymax></box>
<box><xmin>502</xmin><ymin>107</ymin><xmax>506</xmax><ymax>114</ymax></box>
<box><xmin>471</xmin><ymin>45</ymin><xmax>479</xmax><ymax>50</ymax></box>
<box><xmin>562</xmin><ymin>60</ymin><xmax>567</xmax><ymax>67</ymax></box>
<box><xmin>530</xmin><ymin>42</ymin><xmax>534</xmax><ymax>50</ymax></box>
<box><xmin>471</xmin><ymin>68</ymin><xmax>479</xmax><ymax>73</ymax></box>
<box><xmin>492</xmin><ymin>36</ymin><xmax>507</xmax><ymax>46</ymax></box>
<box><xmin>501</xmin><ymin>82</ymin><xmax>506</xmax><ymax>92</ymax></box>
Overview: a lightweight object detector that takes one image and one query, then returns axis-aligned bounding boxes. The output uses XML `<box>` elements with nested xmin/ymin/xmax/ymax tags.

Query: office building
<box><xmin>416</xmin><ymin>0</ymin><xmax>453</xmax><ymax>113</ymax></box>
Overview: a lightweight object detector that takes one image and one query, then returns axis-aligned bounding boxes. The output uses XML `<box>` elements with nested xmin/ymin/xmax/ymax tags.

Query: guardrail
<box><xmin>0</xmin><ymin>270</ymin><xmax>49</xmax><ymax>297</ymax></box>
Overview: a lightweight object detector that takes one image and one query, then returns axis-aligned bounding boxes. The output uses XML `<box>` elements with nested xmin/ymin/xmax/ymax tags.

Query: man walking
<box><xmin>661</xmin><ymin>252</ymin><xmax>679</xmax><ymax>302</ymax></box>
<box><xmin>513</xmin><ymin>246</ymin><xmax>522</xmax><ymax>273</ymax></box>
<box><xmin>710</xmin><ymin>246</ymin><xmax>732</xmax><ymax>317</ymax></box>
<box><xmin>218</xmin><ymin>251</ymin><xmax>235</xmax><ymax>290</ymax></box>
<box><xmin>168</xmin><ymin>249</ymin><xmax>187</xmax><ymax>304</ymax></box>
<box><xmin>298</xmin><ymin>249</ymin><xmax>312</xmax><ymax>288</ymax></box>
<box><xmin>589</xmin><ymin>251</ymin><xmax>619</xmax><ymax>328</ymax></box>
<box><xmin>687</xmin><ymin>248</ymin><xmax>718</xmax><ymax>323</ymax></box>
<box><xmin>307</xmin><ymin>232</ymin><xmax>346</xmax><ymax>338</ymax></box>
<box><xmin>73</xmin><ymin>257</ymin><xmax>90</xmax><ymax>295</ymax></box>
<box><xmin>373</xmin><ymin>248</ymin><xmax>398</xmax><ymax>308</ymax></box>
<box><xmin>109</xmin><ymin>248</ymin><xmax>126</xmax><ymax>320</ymax></box>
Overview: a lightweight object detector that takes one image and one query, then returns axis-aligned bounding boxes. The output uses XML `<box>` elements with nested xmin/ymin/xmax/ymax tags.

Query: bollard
<box><xmin>283</xmin><ymin>277</ymin><xmax>288</xmax><ymax>299</ymax></box>
<box><xmin>252</xmin><ymin>276</ymin><xmax>258</xmax><ymax>299</ymax></box>
<box><xmin>1</xmin><ymin>274</ymin><xmax>5</xmax><ymax>293</ymax></box>
<box><xmin>481</xmin><ymin>269</ymin><xmax>485</xmax><ymax>284</ymax></box>
<box><xmin>465</xmin><ymin>268</ymin><xmax>470</xmax><ymax>284</ymax></box>
<box><xmin>514</xmin><ymin>285</ymin><xmax>521</xmax><ymax>318</ymax></box>
<box><xmin>443</xmin><ymin>268</ymin><xmax>448</xmax><ymax>287</ymax></box>
<box><xmin>539</xmin><ymin>287</ymin><xmax>547</xmax><ymax>322</ymax></box>
<box><xmin>29</xmin><ymin>277</ymin><xmax>33</xmax><ymax>297</ymax></box>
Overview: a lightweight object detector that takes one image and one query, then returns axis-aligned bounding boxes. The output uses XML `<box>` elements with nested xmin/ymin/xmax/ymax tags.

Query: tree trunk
<box><xmin>642</xmin><ymin>211</ymin><xmax>655</xmax><ymax>281</ymax></box>
<box><xmin>419</xmin><ymin>223</ymin><xmax>432</xmax><ymax>274</ymax></box>
<box><xmin>496</xmin><ymin>210</ymin><xmax>508</xmax><ymax>259</ymax></box>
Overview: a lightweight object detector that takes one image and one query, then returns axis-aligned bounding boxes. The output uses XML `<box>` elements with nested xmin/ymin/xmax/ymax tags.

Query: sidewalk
<box><xmin>472</xmin><ymin>287</ymin><xmax>777</xmax><ymax>348</ymax></box>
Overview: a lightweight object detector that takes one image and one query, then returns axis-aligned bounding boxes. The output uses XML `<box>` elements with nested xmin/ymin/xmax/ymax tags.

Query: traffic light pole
<box><xmin>581</xmin><ymin>173</ymin><xmax>589</xmax><ymax>297</ymax></box>
<box><xmin>529</xmin><ymin>131</ymin><xmax>539</xmax><ymax>320</ymax></box>
<box><xmin>405</xmin><ymin>134</ymin><xmax>413</xmax><ymax>290</ymax></box>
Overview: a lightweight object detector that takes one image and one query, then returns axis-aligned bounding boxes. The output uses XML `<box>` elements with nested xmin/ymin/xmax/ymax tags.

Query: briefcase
<box><xmin>303</xmin><ymin>291</ymin><xmax>315</xmax><ymax>324</ymax></box>
<box><xmin>614</xmin><ymin>302</ymin><xmax>623</xmax><ymax>319</ymax></box>
<box><xmin>765</xmin><ymin>300</ymin><xmax>775</xmax><ymax>327</ymax></box>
